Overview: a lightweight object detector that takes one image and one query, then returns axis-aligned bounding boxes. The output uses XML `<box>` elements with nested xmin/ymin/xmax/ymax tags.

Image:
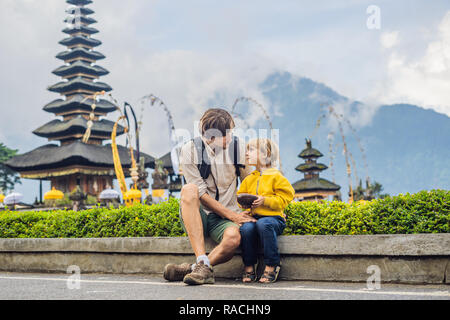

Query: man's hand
<box><xmin>200</xmin><ymin>192</ymin><xmax>256</xmax><ymax>225</ymax></box>
<box><xmin>251</xmin><ymin>195</ymin><xmax>265</xmax><ymax>209</ymax></box>
<box><xmin>231</xmin><ymin>211</ymin><xmax>257</xmax><ymax>226</ymax></box>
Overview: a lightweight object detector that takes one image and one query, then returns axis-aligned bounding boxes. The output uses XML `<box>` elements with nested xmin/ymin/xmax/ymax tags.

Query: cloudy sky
<box><xmin>1</xmin><ymin>0</ymin><xmax>449</xmax><ymax>201</ymax></box>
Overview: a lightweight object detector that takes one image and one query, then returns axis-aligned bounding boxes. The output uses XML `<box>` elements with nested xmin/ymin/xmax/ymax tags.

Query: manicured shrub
<box><xmin>0</xmin><ymin>190</ymin><xmax>448</xmax><ymax>238</ymax></box>
<box><xmin>0</xmin><ymin>198</ymin><xmax>184</xmax><ymax>238</ymax></box>
<box><xmin>284</xmin><ymin>189</ymin><xmax>449</xmax><ymax>235</ymax></box>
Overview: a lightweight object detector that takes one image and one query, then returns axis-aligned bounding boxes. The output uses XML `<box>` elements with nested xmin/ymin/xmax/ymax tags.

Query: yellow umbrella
<box><xmin>44</xmin><ymin>187</ymin><xmax>64</xmax><ymax>200</ymax></box>
<box><xmin>0</xmin><ymin>194</ymin><xmax>4</xmax><ymax>204</ymax></box>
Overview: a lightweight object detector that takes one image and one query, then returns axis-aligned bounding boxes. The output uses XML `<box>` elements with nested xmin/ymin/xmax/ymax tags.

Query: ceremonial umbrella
<box><xmin>99</xmin><ymin>189</ymin><xmax>120</xmax><ymax>200</ymax></box>
<box><xmin>4</xmin><ymin>192</ymin><xmax>23</xmax><ymax>206</ymax></box>
<box><xmin>44</xmin><ymin>187</ymin><xmax>64</xmax><ymax>200</ymax></box>
<box><xmin>123</xmin><ymin>188</ymin><xmax>142</xmax><ymax>206</ymax></box>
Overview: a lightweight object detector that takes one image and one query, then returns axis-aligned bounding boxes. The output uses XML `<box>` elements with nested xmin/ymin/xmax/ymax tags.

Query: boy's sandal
<box><xmin>242</xmin><ymin>265</ymin><xmax>258</xmax><ymax>283</ymax></box>
<box><xmin>259</xmin><ymin>265</ymin><xmax>281</xmax><ymax>283</ymax></box>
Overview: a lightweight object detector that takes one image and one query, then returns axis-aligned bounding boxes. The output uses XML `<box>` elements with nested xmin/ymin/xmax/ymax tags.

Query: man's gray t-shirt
<box><xmin>179</xmin><ymin>136</ymin><xmax>252</xmax><ymax>214</ymax></box>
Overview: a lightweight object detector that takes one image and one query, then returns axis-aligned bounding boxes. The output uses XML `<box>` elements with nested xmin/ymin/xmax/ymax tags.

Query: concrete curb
<box><xmin>0</xmin><ymin>234</ymin><xmax>449</xmax><ymax>284</ymax></box>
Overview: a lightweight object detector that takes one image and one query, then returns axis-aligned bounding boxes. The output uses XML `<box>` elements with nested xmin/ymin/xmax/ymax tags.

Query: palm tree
<box><xmin>351</xmin><ymin>179</ymin><xmax>389</xmax><ymax>200</ymax></box>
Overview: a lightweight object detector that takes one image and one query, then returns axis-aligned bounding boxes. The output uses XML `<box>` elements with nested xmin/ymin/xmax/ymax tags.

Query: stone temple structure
<box><xmin>292</xmin><ymin>139</ymin><xmax>341</xmax><ymax>202</ymax></box>
<box><xmin>5</xmin><ymin>0</ymin><xmax>154</xmax><ymax>198</ymax></box>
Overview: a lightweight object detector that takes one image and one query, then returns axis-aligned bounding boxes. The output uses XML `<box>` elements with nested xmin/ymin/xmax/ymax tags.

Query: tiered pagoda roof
<box><xmin>33</xmin><ymin>116</ymin><xmax>124</xmax><ymax>142</ymax></box>
<box><xmin>43</xmin><ymin>94</ymin><xmax>116</xmax><ymax>116</ymax></box>
<box><xmin>63</xmin><ymin>15</ymin><xmax>97</xmax><ymax>26</ymax></box>
<box><xmin>48</xmin><ymin>76</ymin><xmax>112</xmax><ymax>95</ymax></box>
<box><xmin>295</xmin><ymin>162</ymin><xmax>328</xmax><ymax>172</ymax></box>
<box><xmin>292</xmin><ymin>177</ymin><xmax>340</xmax><ymax>193</ymax></box>
<box><xmin>59</xmin><ymin>35</ymin><xmax>101</xmax><ymax>48</ymax></box>
<box><xmin>67</xmin><ymin>0</ymin><xmax>93</xmax><ymax>5</ymax></box>
<box><xmin>298</xmin><ymin>144</ymin><xmax>323</xmax><ymax>158</ymax></box>
<box><xmin>52</xmin><ymin>60</ymin><xmax>109</xmax><ymax>78</ymax></box>
<box><xmin>7</xmin><ymin>141</ymin><xmax>153</xmax><ymax>179</ymax></box>
<box><xmin>66</xmin><ymin>6</ymin><xmax>94</xmax><ymax>16</ymax></box>
<box><xmin>293</xmin><ymin>139</ymin><xmax>340</xmax><ymax>198</ymax></box>
<box><xmin>5</xmin><ymin>0</ymin><xmax>155</xmax><ymax>181</ymax></box>
<box><xmin>56</xmin><ymin>48</ymin><xmax>105</xmax><ymax>62</ymax></box>
<box><xmin>62</xmin><ymin>25</ymin><xmax>99</xmax><ymax>36</ymax></box>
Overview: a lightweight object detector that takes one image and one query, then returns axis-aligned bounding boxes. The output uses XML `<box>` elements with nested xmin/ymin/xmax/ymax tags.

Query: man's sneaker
<box><xmin>163</xmin><ymin>263</ymin><xmax>192</xmax><ymax>282</ymax></box>
<box><xmin>183</xmin><ymin>261</ymin><xmax>215</xmax><ymax>285</ymax></box>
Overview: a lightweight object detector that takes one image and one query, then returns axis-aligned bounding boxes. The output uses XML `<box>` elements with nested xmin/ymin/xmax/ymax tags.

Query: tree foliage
<box><xmin>352</xmin><ymin>179</ymin><xmax>389</xmax><ymax>201</ymax></box>
<box><xmin>0</xmin><ymin>143</ymin><xmax>21</xmax><ymax>193</ymax></box>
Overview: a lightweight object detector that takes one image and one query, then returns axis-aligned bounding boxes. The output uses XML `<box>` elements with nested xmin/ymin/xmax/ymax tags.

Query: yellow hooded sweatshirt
<box><xmin>237</xmin><ymin>168</ymin><xmax>295</xmax><ymax>219</ymax></box>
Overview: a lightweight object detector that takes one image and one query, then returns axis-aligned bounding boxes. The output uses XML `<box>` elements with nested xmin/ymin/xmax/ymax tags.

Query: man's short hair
<box><xmin>200</xmin><ymin>108</ymin><xmax>235</xmax><ymax>139</ymax></box>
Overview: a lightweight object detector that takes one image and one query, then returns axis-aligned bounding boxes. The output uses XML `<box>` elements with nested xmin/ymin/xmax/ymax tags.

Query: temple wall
<box><xmin>51</xmin><ymin>174</ymin><xmax>114</xmax><ymax>197</ymax></box>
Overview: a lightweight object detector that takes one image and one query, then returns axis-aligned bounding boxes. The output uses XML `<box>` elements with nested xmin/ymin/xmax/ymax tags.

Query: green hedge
<box><xmin>284</xmin><ymin>189</ymin><xmax>449</xmax><ymax>235</ymax></box>
<box><xmin>0</xmin><ymin>198</ymin><xmax>183</xmax><ymax>238</ymax></box>
<box><xmin>0</xmin><ymin>189</ymin><xmax>448</xmax><ymax>238</ymax></box>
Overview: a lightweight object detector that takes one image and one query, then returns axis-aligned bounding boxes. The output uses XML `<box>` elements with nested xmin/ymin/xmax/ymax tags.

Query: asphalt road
<box><xmin>0</xmin><ymin>272</ymin><xmax>448</xmax><ymax>301</ymax></box>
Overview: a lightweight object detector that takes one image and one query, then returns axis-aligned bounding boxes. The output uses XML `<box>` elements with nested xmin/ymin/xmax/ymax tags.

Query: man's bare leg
<box><xmin>181</xmin><ymin>184</ymin><xmax>240</xmax><ymax>266</ymax></box>
<box><xmin>164</xmin><ymin>184</ymin><xmax>207</xmax><ymax>282</ymax></box>
<box><xmin>208</xmin><ymin>225</ymin><xmax>241</xmax><ymax>266</ymax></box>
<box><xmin>183</xmin><ymin>222</ymin><xmax>240</xmax><ymax>285</ymax></box>
<box><xmin>180</xmin><ymin>184</ymin><xmax>206</xmax><ymax>258</ymax></box>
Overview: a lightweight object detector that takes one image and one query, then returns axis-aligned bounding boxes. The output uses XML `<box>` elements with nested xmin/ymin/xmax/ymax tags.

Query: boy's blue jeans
<box><xmin>239</xmin><ymin>215</ymin><xmax>286</xmax><ymax>267</ymax></box>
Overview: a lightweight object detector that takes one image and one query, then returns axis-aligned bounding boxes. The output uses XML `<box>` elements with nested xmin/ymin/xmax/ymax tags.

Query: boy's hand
<box><xmin>251</xmin><ymin>195</ymin><xmax>265</xmax><ymax>208</ymax></box>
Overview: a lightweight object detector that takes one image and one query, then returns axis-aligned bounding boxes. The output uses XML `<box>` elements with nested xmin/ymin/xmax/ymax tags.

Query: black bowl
<box><xmin>237</xmin><ymin>193</ymin><xmax>258</xmax><ymax>208</ymax></box>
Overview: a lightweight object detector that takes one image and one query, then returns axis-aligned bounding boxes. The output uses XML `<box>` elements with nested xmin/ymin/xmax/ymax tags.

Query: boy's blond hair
<box><xmin>247</xmin><ymin>138</ymin><xmax>280</xmax><ymax>167</ymax></box>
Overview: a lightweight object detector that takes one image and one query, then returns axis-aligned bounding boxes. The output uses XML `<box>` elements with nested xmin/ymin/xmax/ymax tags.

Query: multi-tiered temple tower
<box><xmin>6</xmin><ymin>0</ymin><xmax>154</xmax><ymax>197</ymax></box>
<box><xmin>293</xmin><ymin>139</ymin><xmax>340</xmax><ymax>202</ymax></box>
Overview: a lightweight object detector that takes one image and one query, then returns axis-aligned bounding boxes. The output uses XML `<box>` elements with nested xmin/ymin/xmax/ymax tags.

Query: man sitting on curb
<box><xmin>163</xmin><ymin>108</ymin><xmax>256</xmax><ymax>285</ymax></box>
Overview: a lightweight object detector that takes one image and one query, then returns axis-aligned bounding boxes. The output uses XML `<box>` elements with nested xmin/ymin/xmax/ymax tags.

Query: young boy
<box><xmin>237</xmin><ymin>138</ymin><xmax>295</xmax><ymax>283</ymax></box>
